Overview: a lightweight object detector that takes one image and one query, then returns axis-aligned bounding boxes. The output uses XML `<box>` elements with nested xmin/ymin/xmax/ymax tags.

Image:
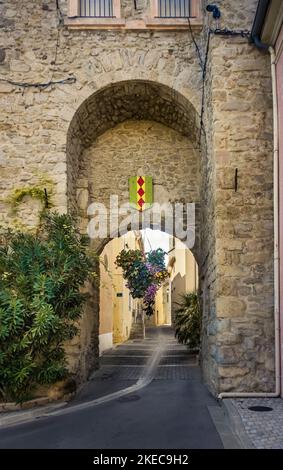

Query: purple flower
<box><xmin>144</xmin><ymin>284</ymin><xmax>159</xmax><ymax>304</ymax></box>
<box><xmin>145</xmin><ymin>262</ymin><xmax>161</xmax><ymax>275</ymax></box>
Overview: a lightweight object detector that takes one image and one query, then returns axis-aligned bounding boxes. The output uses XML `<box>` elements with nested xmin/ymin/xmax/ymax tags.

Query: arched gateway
<box><xmin>65</xmin><ymin>79</ymin><xmax>202</xmax><ymax>373</ymax></box>
<box><xmin>0</xmin><ymin>0</ymin><xmax>276</xmax><ymax>402</ymax></box>
<box><xmin>64</xmin><ymin>78</ymin><xmax>274</xmax><ymax>397</ymax></box>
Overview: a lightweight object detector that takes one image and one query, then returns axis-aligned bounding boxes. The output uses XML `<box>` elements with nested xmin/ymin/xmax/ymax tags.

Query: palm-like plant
<box><xmin>174</xmin><ymin>293</ymin><xmax>201</xmax><ymax>349</ymax></box>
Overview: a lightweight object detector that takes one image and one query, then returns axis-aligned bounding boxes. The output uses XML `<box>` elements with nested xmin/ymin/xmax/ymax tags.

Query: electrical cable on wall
<box><xmin>0</xmin><ymin>0</ymin><xmax>75</xmax><ymax>91</ymax></box>
<box><xmin>50</xmin><ymin>0</ymin><xmax>64</xmax><ymax>81</ymax></box>
<box><xmin>187</xmin><ymin>17</ymin><xmax>209</xmax><ymax>147</ymax></box>
<box><xmin>195</xmin><ymin>4</ymin><xmax>252</xmax><ymax>148</ymax></box>
<box><xmin>210</xmin><ymin>28</ymin><xmax>251</xmax><ymax>38</ymax></box>
<box><xmin>187</xmin><ymin>17</ymin><xmax>204</xmax><ymax>74</ymax></box>
<box><xmin>199</xmin><ymin>29</ymin><xmax>211</xmax><ymax>146</ymax></box>
<box><xmin>56</xmin><ymin>0</ymin><xmax>64</xmax><ymax>24</ymax></box>
<box><xmin>0</xmin><ymin>76</ymin><xmax>76</xmax><ymax>90</ymax></box>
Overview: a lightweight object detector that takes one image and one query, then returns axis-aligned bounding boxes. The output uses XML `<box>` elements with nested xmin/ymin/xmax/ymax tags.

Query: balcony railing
<box><xmin>158</xmin><ymin>0</ymin><xmax>191</xmax><ymax>18</ymax></box>
<box><xmin>79</xmin><ymin>0</ymin><xmax>114</xmax><ymax>17</ymax></box>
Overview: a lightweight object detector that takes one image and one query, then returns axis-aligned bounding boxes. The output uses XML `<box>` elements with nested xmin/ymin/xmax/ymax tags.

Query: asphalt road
<box><xmin>0</xmin><ymin>327</ymin><xmax>224</xmax><ymax>449</ymax></box>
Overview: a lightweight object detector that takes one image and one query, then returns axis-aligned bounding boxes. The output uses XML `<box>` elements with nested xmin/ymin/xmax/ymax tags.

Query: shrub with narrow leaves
<box><xmin>0</xmin><ymin>213</ymin><xmax>93</xmax><ymax>402</ymax></box>
<box><xmin>174</xmin><ymin>293</ymin><xmax>201</xmax><ymax>349</ymax></box>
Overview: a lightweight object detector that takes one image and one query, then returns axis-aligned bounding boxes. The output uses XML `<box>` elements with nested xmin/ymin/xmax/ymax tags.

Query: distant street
<box><xmin>0</xmin><ymin>327</ymin><xmax>224</xmax><ymax>449</ymax></box>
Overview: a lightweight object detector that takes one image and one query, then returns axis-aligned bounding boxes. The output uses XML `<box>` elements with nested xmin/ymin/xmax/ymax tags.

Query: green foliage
<box><xmin>9</xmin><ymin>187</ymin><xmax>47</xmax><ymax>207</ymax></box>
<box><xmin>0</xmin><ymin>213</ymin><xmax>93</xmax><ymax>402</ymax></box>
<box><xmin>174</xmin><ymin>293</ymin><xmax>201</xmax><ymax>349</ymax></box>
<box><xmin>6</xmin><ymin>176</ymin><xmax>54</xmax><ymax>217</ymax></box>
<box><xmin>115</xmin><ymin>249</ymin><xmax>144</xmax><ymax>274</ymax></box>
<box><xmin>147</xmin><ymin>248</ymin><xmax>166</xmax><ymax>270</ymax></box>
<box><xmin>115</xmin><ymin>248</ymin><xmax>169</xmax><ymax>316</ymax></box>
<box><xmin>115</xmin><ymin>249</ymin><xmax>152</xmax><ymax>299</ymax></box>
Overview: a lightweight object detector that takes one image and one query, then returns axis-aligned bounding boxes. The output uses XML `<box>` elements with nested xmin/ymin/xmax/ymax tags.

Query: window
<box><xmin>67</xmin><ymin>0</ymin><xmax>201</xmax><ymax>30</ymax></box>
<box><xmin>79</xmin><ymin>0</ymin><xmax>114</xmax><ymax>18</ymax></box>
<box><xmin>150</xmin><ymin>0</ymin><xmax>200</xmax><ymax>21</ymax></box>
<box><xmin>157</xmin><ymin>0</ymin><xmax>191</xmax><ymax>18</ymax></box>
<box><xmin>68</xmin><ymin>0</ymin><xmax>121</xmax><ymax>20</ymax></box>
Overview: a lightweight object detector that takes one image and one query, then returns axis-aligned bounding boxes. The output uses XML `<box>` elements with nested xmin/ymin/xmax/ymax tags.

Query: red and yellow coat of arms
<box><xmin>129</xmin><ymin>176</ymin><xmax>153</xmax><ymax>212</ymax></box>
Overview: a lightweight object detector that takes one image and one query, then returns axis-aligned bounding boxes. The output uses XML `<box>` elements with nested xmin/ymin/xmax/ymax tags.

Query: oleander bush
<box><xmin>0</xmin><ymin>213</ymin><xmax>93</xmax><ymax>402</ymax></box>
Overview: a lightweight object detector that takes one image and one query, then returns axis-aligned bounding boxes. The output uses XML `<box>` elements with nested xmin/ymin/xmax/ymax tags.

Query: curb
<box><xmin>41</xmin><ymin>345</ymin><xmax>164</xmax><ymax>418</ymax></box>
<box><xmin>207</xmin><ymin>405</ymin><xmax>242</xmax><ymax>449</ymax></box>
<box><xmin>0</xmin><ymin>393</ymin><xmax>75</xmax><ymax>413</ymax></box>
<box><xmin>0</xmin><ymin>344</ymin><xmax>164</xmax><ymax>429</ymax></box>
<box><xmin>0</xmin><ymin>396</ymin><xmax>53</xmax><ymax>413</ymax></box>
<box><xmin>221</xmin><ymin>399</ymin><xmax>255</xmax><ymax>449</ymax></box>
<box><xmin>0</xmin><ymin>401</ymin><xmax>68</xmax><ymax>428</ymax></box>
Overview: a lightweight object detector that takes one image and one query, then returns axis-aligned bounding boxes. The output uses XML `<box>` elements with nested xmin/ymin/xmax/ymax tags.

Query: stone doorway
<box><xmin>65</xmin><ymin>79</ymin><xmax>275</xmax><ymax>397</ymax></box>
<box><xmin>98</xmin><ymin>229</ymin><xmax>199</xmax><ymax>357</ymax></box>
<box><xmin>65</xmin><ymin>79</ymin><xmax>203</xmax><ymax>382</ymax></box>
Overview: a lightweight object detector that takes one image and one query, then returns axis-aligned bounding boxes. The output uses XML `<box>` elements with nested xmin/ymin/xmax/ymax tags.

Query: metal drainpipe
<box><xmin>218</xmin><ymin>46</ymin><xmax>281</xmax><ymax>400</ymax></box>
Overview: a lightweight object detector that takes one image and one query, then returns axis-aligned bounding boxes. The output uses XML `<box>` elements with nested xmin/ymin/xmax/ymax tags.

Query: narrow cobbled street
<box><xmin>0</xmin><ymin>327</ymin><xmax>227</xmax><ymax>449</ymax></box>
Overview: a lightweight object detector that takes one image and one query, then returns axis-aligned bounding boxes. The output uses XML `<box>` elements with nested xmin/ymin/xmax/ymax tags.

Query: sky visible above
<box><xmin>141</xmin><ymin>229</ymin><xmax>170</xmax><ymax>262</ymax></box>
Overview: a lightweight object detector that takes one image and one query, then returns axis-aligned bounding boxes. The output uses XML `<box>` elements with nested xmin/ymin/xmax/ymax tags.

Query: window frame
<box><xmin>66</xmin><ymin>0</ymin><xmax>202</xmax><ymax>30</ymax></box>
<box><xmin>151</xmin><ymin>0</ymin><xmax>199</xmax><ymax>19</ymax></box>
<box><xmin>148</xmin><ymin>0</ymin><xmax>201</xmax><ymax>28</ymax></box>
<box><xmin>66</xmin><ymin>0</ymin><xmax>125</xmax><ymax>28</ymax></box>
<box><xmin>68</xmin><ymin>0</ymin><xmax>121</xmax><ymax>18</ymax></box>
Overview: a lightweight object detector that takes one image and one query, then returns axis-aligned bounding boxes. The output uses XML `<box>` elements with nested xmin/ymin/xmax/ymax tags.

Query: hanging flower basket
<box><xmin>115</xmin><ymin>248</ymin><xmax>169</xmax><ymax>316</ymax></box>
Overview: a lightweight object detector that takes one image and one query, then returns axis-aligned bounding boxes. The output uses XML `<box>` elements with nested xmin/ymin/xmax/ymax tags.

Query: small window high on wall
<box><xmin>67</xmin><ymin>0</ymin><xmax>201</xmax><ymax>29</ymax></box>
<box><xmin>79</xmin><ymin>0</ymin><xmax>114</xmax><ymax>17</ymax></box>
<box><xmin>158</xmin><ymin>0</ymin><xmax>191</xmax><ymax>18</ymax></box>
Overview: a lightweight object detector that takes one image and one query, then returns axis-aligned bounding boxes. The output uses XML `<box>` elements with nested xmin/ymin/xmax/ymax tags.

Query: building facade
<box><xmin>99</xmin><ymin>231</ymin><xmax>144</xmax><ymax>355</ymax></box>
<box><xmin>168</xmin><ymin>237</ymin><xmax>198</xmax><ymax>323</ymax></box>
<box><xmin>0</xmin><ymin>0</ymin><xmax>277</xmax><ymax>396</ymax></box>
<box><xmin>149</xmin><ymin>238</ymin><xmax>198</xmax><ymax>326</ymax></box>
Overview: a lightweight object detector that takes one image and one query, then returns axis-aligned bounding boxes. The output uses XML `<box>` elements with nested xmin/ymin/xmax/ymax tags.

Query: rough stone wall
<box><xmin>199</xmin><ymin>26</ymin><xmax>218</xmax><ymax>392</ymax></box>
<box><xmin>0</xmin><ymin>0</ymin><xmax>202</xmax><ymax>227</ymax></box>
<box><xmin>67</xmin><ymin>80</ymin><xmax>200</xmax><ymax>223</ymax></box>
<box><xmin>214</xmin><ymin>38</ymin><xmax>274</xmax><ymax>392</ymax></box>
<box><xmin>122</xmin><ymin>0</ymin><xmax>151</xmax><ymax>19</ymax></box>
<box><xmin>79</xmin><ymin>119</ymin><xmax>199</xmax><ymax>218</ymax></box>
<box><xmin>202</xmin><ymin>0</ymin><xmax>275</xmax><ymax>393</ymax></box>
<box><xmin>0</xmin><ymin>0</ymin><xmax>203</xmax><ymax>385</ymax></box>
<box><xmin>0</xmin><ymin>0</ymin><xmax>275</xmax><ymax>393</ymax></box>
<box><xmin>65</xmin><ymin>280</ymin><xmax>100</xmax><ymax>382</ymax></box>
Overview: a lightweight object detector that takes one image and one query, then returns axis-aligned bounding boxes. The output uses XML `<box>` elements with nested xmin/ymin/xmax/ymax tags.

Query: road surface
<box><xmin>0</xmin><ymin>327</ymin><xmax>225</xmax><ymax>449</ymax></box>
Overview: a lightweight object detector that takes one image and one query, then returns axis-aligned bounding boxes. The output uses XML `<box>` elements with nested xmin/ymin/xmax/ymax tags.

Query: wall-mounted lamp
<box><xmin>206</xmin><ymin>4</ymin><xmax>221</xmax><ymax>19</ymax></box>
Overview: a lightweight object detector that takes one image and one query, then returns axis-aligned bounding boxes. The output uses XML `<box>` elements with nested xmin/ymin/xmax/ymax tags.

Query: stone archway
<box><xmin>67</xmin><ymin>80</ymin><xmax>202</xmax><ymax>263</ymax></box>
<box><xmin>98</xmin><ymin>229</ymin><xmax>199</xmax><ymax>353</ymax></box>
<box><xmin>66</xmin><ymin>80</ymin><xmax>200</xmax><ymax>213</ymax></box>
<box><xmin>64</xmin><ymin>75</ymin><xmax>275</xmax><ymax>397</ymax></box>
<box><xmin>65</xmin><ymin>79</ymin><xmax>203</xmax><ymax>384</ymax></box>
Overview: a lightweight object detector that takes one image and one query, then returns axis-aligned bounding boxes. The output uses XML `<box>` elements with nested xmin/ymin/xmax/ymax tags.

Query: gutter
<box><xmin>218</xmin><ymin>1</ymin><xmax>281</xmax><ymax>399</ymax></box>
<box><xmin>250</xmin><ymin>0</ymin><xmax>270</xmax><ymax>48</ymax></box>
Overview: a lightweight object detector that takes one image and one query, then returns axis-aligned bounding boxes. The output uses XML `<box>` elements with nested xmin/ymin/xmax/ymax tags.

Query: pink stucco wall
<box><xmin>276</xmin><ymin>24</ymin><xmax>283</xmax><ymax>396</ymax></box>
